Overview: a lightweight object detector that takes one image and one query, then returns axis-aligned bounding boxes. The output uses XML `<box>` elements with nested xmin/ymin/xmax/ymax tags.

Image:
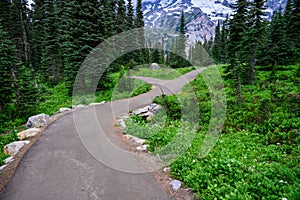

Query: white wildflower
<box><xmin>279</xmin><ymin>180</ymin><xmax>284</xmax><ymax>183</ymax></box>
<box><xmin>282</xmin><ymin>198</ymin><xmax>288</xmax><ymax>200</ymax></box>
<box><xmin>248</xmin><ymin>166</ymin><xmax>255</xmax><ymax>172</ymax></box>
<box><xmin>227</xmin><ymin>164</ymin><xmax>231</xmax><ymax>167</ymax></box>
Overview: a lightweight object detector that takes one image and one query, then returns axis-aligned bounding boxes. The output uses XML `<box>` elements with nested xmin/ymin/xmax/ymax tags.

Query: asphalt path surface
<box><xmin>0</xmin><ymin>68</ymin><xmax>205</xmax><ymax>200</ymax></box>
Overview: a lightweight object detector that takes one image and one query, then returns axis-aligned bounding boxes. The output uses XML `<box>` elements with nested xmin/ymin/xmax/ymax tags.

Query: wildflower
<box><xmin>248</xmin><ymin>166</ymin><xmax>255</xmax><ymax>172</ymax></box>
<box><xmin>277</xmin><ymin>142</ymin><xmax>280</xmax><ymax>146</ymax></box>
<box><xmin>282</xmin><ymin>198</ymin><xmax>288</xmax><ymax>200</ymax></box>
<box><xmin>279</xmin><ymin>180</ymin><xmax>284</xmax><ymax>183</ymax></box>
<box><xmin>244</xmin><ymin>156</ymin><xmax>247</xmax><ymax>159</ymax></box>
<box><xmin>254</xmin><ymin>159</ymin><xmax>258</xmax><ymax>162</ymax></box>
<box><xmin>227</xmin><ymin>164</ymin><xmax>231</xmax><ymax>167</ymax></box>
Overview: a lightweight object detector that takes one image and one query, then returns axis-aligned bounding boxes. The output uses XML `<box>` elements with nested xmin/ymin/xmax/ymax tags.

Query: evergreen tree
<box><xmin>226</xmin><ymin>0</ymin><xmax>251</xmax><ymax>85</ymax></box>
<box><xmin>116</xmin><ymin>0</ymin><xmax>127</xmax><ymax>33</ymax></box>
<box><xmin>40</xmin><ymin>0</ymin><xmax>60</xmax><ymax>85</ymax></box>
<box><xmin>228</xmin><ymin>0</ymin><xmax>250</xmax><ymax>66</ymax></box>
<box><xmin>244</xmin><ymin>0</ymin><xmax>267</xmax><ymax>84</ymax></box>
<box><xmin>151</xmin><ymin>48</ymin><xmax>162</xmax><ymax>64</ymax></box>
<box><xmin>78</xmin><ymin>0</ymin><xmax>102</xmax><ymax>49</ymax></box>
<box><xmin>219</xmin><ymin>16</ymin><xmax>230</xmax><ymax>64</ymax></box>
<box><xmin>56</xmin><ymin>0</ymin><xmax>82</xmax><ymax>92</ymax></box>
<box><xmin>179</xmin><ymin>9</ymin><xmax>186</xmax><ymax>52</ymax></box>
<box><xmin>133</xmin><ymin>0</ymin><xmax>145</xmax><ymax>64</ymax></box>
<box><xmin>134</xmin><ymin>0</ymin><xmax>144</xmax><ymax>28</ymax></box>
<box><xmin>0</xmin><ymin>0</ymin><xmax>10</xmax><ymax>31</ymax></box>
<box><xmin>127</xmin><ymin>0</ymin><xmax>134</xmax><ymax>29</ymax></box>
<box><xmin>212</xmin><ymin>20</ymin><xmax>221</xmax><ymax>63</ymax></box>
<box><xmin>260</xmin><ymin>9</ymin><xmax>294</xmax><ymax>66</ymax></box>
<box><xmin>289</xmin><ymin>0</ymin><xmax>300</xmax><ymax>60</ymax></box>
<box><xmin>0</xmin><ymin>21</ymin><xmax>15</xmax><ymax>114</ymax></box>
<box><xmin>172</xmin><ymin>10</ymin><xmax>190</xmax><ymax>68</ymax></box>
<box><xmin>30</xmin><ymin>0</ymin><xmax>45</xmax><ymax>76</ymax></box>
<box><xmin>102</xmin><ymin>0</ymin><xmax>117</xmax><ymax>38</ymax></box>
<box><xmin>9</xmin><ymin>0</ymin><xmax>30</xmax><ymax>63</ymax></box>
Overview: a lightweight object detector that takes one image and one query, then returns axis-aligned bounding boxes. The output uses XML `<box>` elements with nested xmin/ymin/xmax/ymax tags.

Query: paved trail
<box><xmin>0</xmin><ymin>69</ymin><xmax>204</xmax><ymax>200</ymax></box>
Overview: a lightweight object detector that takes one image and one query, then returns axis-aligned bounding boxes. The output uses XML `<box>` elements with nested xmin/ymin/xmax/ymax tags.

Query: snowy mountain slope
<box><xmin>142</xmin><ymin>0</ymin><xmax>287</xmax><ymax>44</ymax></box>
<box><xmin>143</xmin><ymin>0</ymin><xmax>215</xmax><ymax>44</ymax></box>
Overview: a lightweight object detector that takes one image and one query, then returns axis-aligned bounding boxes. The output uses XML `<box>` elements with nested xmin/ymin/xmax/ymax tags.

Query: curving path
<box><xmin>0</xmin><ymin>68</ymin><xmax>205</xmax><ymax>200</ymax></box>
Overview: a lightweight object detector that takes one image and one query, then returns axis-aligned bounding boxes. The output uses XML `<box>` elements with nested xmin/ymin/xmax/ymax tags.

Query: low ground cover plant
<box><xmin>126</xmin><ymin>65</ymin><xmax>300</xmax><ymax>199</ymax></box>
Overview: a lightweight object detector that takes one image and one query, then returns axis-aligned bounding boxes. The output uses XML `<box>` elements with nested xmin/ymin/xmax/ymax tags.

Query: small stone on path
<box><xmin>59</xmin><ymin>107</ymin><xmax>72</xmax><ymax>113</ymax></box>
<box><xmin>4</xmin><ymin>156</ymin><xmax>14</xmax><ymax>164</ymax></box>
<box><xmin>169</xmin><ymin>180</ymin><xmax>181</xmax><ymax>191</ymax></box>
<box><xmin>4</xmin><ymin>141</ymin><xmax>30</xmax><ymax>156</ymax></box>
<box><xmin>17</xmin><ymin>128</ymin><xmax>41</xmax><ymax>140</ymax></box>
<box><xmin>136</xmin><ymin>145</ymin><xmax>149</xmax><ymax>152</ymax></box>
<box><xmin>26</xmin><ymin>113</ymin><xmax>49</xmax><ymax>128</ymax></box>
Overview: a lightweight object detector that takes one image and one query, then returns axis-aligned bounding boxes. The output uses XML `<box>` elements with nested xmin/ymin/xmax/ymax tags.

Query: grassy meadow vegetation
<box><xmin>131</xmin><ymin>66</ymin><xmax>196</xmax><ymax>80</ymax></box>
<box><xmin>125</xmin><ymin>64</ymin><xmax>300</xmax><ymax>199</ymax></box>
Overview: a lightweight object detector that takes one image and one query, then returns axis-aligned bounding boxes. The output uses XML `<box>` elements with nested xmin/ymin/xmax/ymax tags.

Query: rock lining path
<box><xmin>0</xmin><ymin>68</ymin><xmax>205</xmax><ymax>200</ymax></box>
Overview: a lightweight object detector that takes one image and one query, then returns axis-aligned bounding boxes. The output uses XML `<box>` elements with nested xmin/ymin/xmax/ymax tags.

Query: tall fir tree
<box><xmin>102</xmin><ymin>0</ymin><xmax>117</xmax><ymax>38</ymax></box>
<box><xmin>171</xmin><ymin>10</ymin><xmax>190</xmax><ymax>68</ymax></box>
<box><xmin>133</xmin><ymin>0</ymin><xmax>145</xmax><ymax>64</ymax></box>
<box><xmin>219</xmin><ymin>16</ymin><xmax>230</xmax><ymax>64</ymax></box>
<box><xmin>212</xmin><ymin>20</ymin><xmax>221</xmax><ymax>63</ymax></box>
<box><xmin>9</xmin><ymin>0</ymin><xmax>31</xmax><ymax>63</ymax></box>
<box><xmin>40</xmin><ymin>0</ymin><xmax>60</xmax><ymax>85</ymax></box>
<box><xmin>0</xmin><ymin>21</ymin><xmax>15</xmax><ymax>114</ymax></box>
<box><xmin>78</xmin><ymin>0</ymin><xmax>103</xmax><ymax>49</ymax></box>
<box><xmin>116</xmin><ymin>0</ymin><xmax>127</xmax><ymax>33</ymax></box>
<box><xmin>289</xmin><ymin>0</ymin><xmax>300</xmax><ymax>60</ymax></box>
<box><xmin>244</xmin><ymin>0</ymin><xmax>267</xmax><ymax>84</ymax></box>
<box><xmin>134</xmin><ymin>0</ymin><xmax>144</xmax><ymax>28</ymax></box>
<box><xmin>30</xmin><ymin>0</ymin><xmax>45</xmax><ymax>76</ymax></box>
<box><xmin>56</xmin><ymin>0</ymin><xmax>82</xmax><ymax>92</ymax></box>
<box><xmin>0</xmin><ymin>0</ymin><xmax>10</xmax><ymax>31</ymax></box>
<box><xmin>127</xmin><ymin>0</ymin><xmax>134</xmax><ymax>29</ymax></box>
<box><xmin>227</xmin><ymin>0</ymin><xmax>251</xmax><ymax>84</ymax></box>
<box><xmin>260</xmin><ymin>8</ymin><xmax>294</xmax><ymax>66</ymax></box>
<box><xmin>228</xmin><ymin>0</ymin><xmax>249</xmax><ymax>65</ymax></box>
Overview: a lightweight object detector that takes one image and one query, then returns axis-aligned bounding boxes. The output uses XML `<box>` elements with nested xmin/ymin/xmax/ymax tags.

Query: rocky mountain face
<box><xmin>142</xmin><ymin>0</ymin><xmax>287</xmax><ymax>44</ymax></box>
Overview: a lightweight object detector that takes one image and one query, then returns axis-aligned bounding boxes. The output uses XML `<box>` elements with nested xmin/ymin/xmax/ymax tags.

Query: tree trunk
<box><xmin>11</xmin><ymin>68</ymin><xmax>21</xmax><ymax>107</ymax></box>
<box><xmin>20</xmin><ymin>10</ymin><xmax>29</xmax><ymax>62</ymax></box>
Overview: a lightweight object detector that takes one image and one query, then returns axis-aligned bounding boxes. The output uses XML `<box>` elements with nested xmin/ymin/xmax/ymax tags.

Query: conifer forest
<box><xmin>0</xmin><ymin>0</ymin><xmax>299</xmax><ymax>198</ymax></box>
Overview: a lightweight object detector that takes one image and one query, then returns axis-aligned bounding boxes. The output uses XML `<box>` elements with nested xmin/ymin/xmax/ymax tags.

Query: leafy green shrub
<box><xmin>130</xmin><ymin>114</ymin><xmax>145</xmax><ymax>125</ymax></box>
<box><xmin>122</xmin><ymin>65</ymin><xmax>299</xmax><ymax>199</ymax></box>
<box><xmin>112</xmin><ymin>79</ymin><xmax>151</xmax><ymax>100</ymax></box>
<box><xmin>131</xmin><ymin>66</ymin><xmax>195</xmax><ymax>80</ymax></box>
<box><xmin>131</xmin><ymin>83</ymin><xmax>151</xmax><ymax>97</ymax></box>
<box><xmin>153</xmin><ymin>95</ymin><xmax>182</xmax><ymax>121</ymax></box>
<box><xmin>38</xmin><ymin>83</ymin><xmax>71</xmax><ymax>115</ymax></box>
<box><xmin>0</xmin><ymin>131</ymin><xmax>18</xmax><ymax>165</ymax></box>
